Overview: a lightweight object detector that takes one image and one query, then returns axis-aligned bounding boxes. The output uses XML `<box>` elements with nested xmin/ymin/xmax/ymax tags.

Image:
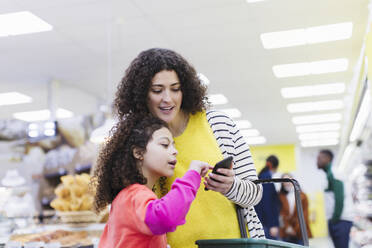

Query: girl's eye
<box><xmin>161</xmin><ymin>144</ymin><xmax>169</xmax><ymax>148</ymax></box>
<box><xmin>172</xmin><ymin>88</ymin><xmax>181</xmax><ymax>92</ymax></box>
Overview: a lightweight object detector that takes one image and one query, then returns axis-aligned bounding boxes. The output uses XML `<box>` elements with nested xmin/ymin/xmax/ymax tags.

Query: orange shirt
<box><xmin>99</xmin><ymin>184</ymin><xmax>167</xmax><ymax>248</ymax></box>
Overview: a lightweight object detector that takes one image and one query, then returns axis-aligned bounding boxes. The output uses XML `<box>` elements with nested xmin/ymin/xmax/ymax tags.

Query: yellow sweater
<box><xmin>163</xmin><ymin>112</ymin><xmax>240</xmax><ymax>248</ymax></box>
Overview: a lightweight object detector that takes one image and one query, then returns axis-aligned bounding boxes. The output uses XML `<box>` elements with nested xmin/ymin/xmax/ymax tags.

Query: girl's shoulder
<box><xmin>115</xmin><ymin>184</ymin><xmax>156</xmax><ymax>203</ymax></box>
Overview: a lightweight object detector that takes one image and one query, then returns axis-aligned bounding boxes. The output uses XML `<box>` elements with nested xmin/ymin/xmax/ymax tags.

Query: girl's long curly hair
<box><xmin>114</xmin><ymin>48</ymin><xmax>209</xmax><ymax>120</ymax></box>
<box><xmin>92</xmin><ymin>114</ymin><xmax>168</xmax><ymax>213</ymax></box>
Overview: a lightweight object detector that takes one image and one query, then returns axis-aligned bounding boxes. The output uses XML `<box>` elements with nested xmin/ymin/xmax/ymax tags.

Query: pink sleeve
<box><xmin>144</xmin><ymin>170</ymin><xmax>201</xmax><ymax>235</ymax></box>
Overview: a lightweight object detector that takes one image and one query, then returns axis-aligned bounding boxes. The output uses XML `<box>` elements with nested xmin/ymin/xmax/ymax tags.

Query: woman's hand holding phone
<box><xmin>204</xmin><ymin>157</ymin><xmax>235</xmax><ymax>194</ymax></box>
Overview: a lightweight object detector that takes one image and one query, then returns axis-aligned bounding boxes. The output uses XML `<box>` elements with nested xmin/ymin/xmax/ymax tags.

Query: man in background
<box><xmin>255</xmin><ymin>155</ymin><xmax>280</xmax><ymax>239</ymax></box>
<box><xmin>317</xmin><ymin>149</ymin><xmax>353</xmax><ymax>248</ymax></box>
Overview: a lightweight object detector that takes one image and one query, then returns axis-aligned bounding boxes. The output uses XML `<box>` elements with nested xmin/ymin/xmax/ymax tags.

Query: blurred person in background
<box><xmin>254</xmin><ymin>155</ymin><xmax>280</xmax><ymax>239</ymax></box>
<box><xmin>317</xmin><ymin>149</ymin><xmax>354</xmax><ymax>248</ymax></box>
<box><xmin>278</xmin><ymin>173</ymin><xmax>312</xmax><ymax>245</ymax></box>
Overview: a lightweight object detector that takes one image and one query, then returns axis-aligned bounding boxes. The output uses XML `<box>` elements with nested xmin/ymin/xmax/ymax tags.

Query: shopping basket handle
<box><xmin>253</xmin><ymin>178</ymin><xmax>309</xmax><ymax>247</ymax></box>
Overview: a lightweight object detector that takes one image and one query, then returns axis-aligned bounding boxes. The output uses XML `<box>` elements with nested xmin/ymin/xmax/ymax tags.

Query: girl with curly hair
<box><xmin>93</xmin><ymin>115</ymin><xmax>210</xmax><ymax>248</ymax></box>
<box><xmin>114</xmin><ymin>48</ymin><xmax>264</xmax><ymax>247</ymax></box>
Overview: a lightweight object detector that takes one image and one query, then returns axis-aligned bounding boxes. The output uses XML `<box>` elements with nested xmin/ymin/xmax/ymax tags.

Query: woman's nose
<box><xmin>162</xmin><ymin>90</ymin><xmax>172</xmax><ymax>102</ymax></box>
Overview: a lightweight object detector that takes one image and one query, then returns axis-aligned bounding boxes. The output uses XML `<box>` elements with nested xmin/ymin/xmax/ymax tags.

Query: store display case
<box><xmin>0</xmin><ymin>116</ymin><xmax>104</xmax><ymax>248</ymax></box>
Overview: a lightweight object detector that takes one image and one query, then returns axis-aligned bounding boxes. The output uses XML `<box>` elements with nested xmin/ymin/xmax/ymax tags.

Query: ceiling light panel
<box><xmin>240</xmin><ymin>129</ymin><xmax>260</xmax><ymax>137</ymax></box>
<box><xmin>281</xmin><ymin>83</ymin><xmax>345</xmax><ymax>98</ymax></box>
<box><xmin>234</xmin><ymin>120</ymin><xmax>252</xmax><ymax>129</ymax></box>
<box><xmin>292</xmin><ymin>113</ymin><xmax>342</xmax><ymax>125</ymax></box>
<box><xmin>209</xmin><ymin>94</ymin><xmax>228</xmax><ymax>105</ymax></box>
<box><xmin>296</xmin><ymin>123</ymin><xmax>341</xmax><ymax>133</ymax></box>
<box><xmin>349</xmin><ymin>90</ymin><xmax>371</xmax><ymax>142</ymax></box>
<box><xmin>13</xmin><ymin>108</ymin><xmax>73</xmax><ymax>122</ymax></box>
<box><xmin>273</xmin><ymin>58</ymin><xmax>348</xmax><ymax>78</ymax></box>
<box><xmin>219</xmin><ymin>108</ymin><xmax>242</xmax><ymax>118</ymax></box>
<box><xmin>301</xmin><ymin>139</ymin><xmax>339</xmax><ymax>147</ymax></box>
<box><xmin>287</xmin><ymin>100</ymin><xmax>343</xmax><ymax>113</ymax></box>
<box><xmin>0</xmin><ymin>11</ymin><xmax>53</xmax><ymax>37</ymax></box>
<box><xmin>261</xmin><ymin>22</ymin><xmax>352</xmax><ymax>49</ymax></box>
<box><xmin>0</xmin><ymin>92</ymin><xmax>32</xmax><ymax>106</ymax></box>
<box><xmin>299</xmin><ymin>131</ymin><xmax>340</xmax><ymax>140</ymax></box>
<box><xmin>245</xmin><ymin>136</ymin><xmax>266</xmax><ymax>145</ymax></box>
<box><xmin>307</xmin><ymin>22</ymin><xmax>353</xmax><ymax>44</ymax></box>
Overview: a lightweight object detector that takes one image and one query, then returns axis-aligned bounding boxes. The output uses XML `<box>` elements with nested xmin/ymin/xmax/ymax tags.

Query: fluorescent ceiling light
<box><xmin>301</xmin><ymin>139</ymin><xmax>339</xmax><ymax>147</ymax></box>
<box><xmin>209</xmin><ymin>94</ymin><xmax>228</xmax><ymax>105</ymax></box>
<box><xmin>349</xmin><ymin>90</ymin><xmax>371</xmax><ymax>142</ymax></box>
<box><xmin>234</xmin><ymin>120</ymin><xmax>252</xmax><ymax>129</ymax></box>
<box><xmin>338</xmin><ymin>143</ymin><xmax>356</xmax><ymax>172</ymax></box>
<box><xmin>292</xmin><ymin>113</ymin><xmax>342</xmax><ymax>125</ymax></box>
<box><xmin>296</xmin><ymin>123</ymin><xmax>341</xmax><ymax>133</ymax></box>
<box><xmin>299</xmin><ymin>131</ymin><xmax>340</xmax><ymax>140</ymax></box>
<box><xmin>0</xmin><ymin>92</ymin><xmax>32</xmax><ymax>106</ymax></box>
<box><xmin>261</xmin><ymin>22</ymin><xmax>352</xmax><ymax>49</ymax></box>
<box><xmin>307</xmin><ymin>22</ymin><xmax>353</xmax><ymax>44</ymax></box>
<box><xmin>219</xmin><ymin>108</ymin><xmax>242</xmax><ymax>118</ymax></box>
<box><xmin>241</xmin><ymin>129</ymin><xmax>260</xmax><ymax>137</ymax></box>
<box><xmin>197</xmin><ymin>73</ymin><xmax>210</xmax><ymax>86</ymax></box>
<box><xmin>273</xmin><ymin>58</ymin><xmax>348</xmax><ymax>78</ymax></box>
<box><xmin>0</xmin><ymin>11</ymin><xmax>53</xmax><ymax>37</ymax></box>
<box><xmin>13</xmin><ymin>108</ymin><xmax>73</xmax><ymax>122</ymax></box>
<box><xmin>287</xmin><ymin>100</ymin><xmax>343</xmax><ymax>113</ymax></box>
<box><xmin>245</xmin><ymin>136</ymin><xmax>266</xmax><ymax>145</ymax></box>
<box><xmin>281</xmin><ymin>83</ymin><xmax>345</xmax><ymax>98</ymax></box>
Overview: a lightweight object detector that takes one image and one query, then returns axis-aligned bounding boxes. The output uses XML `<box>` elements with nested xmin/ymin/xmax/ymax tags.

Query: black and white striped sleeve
<box><xmin>223</xmin><ymin>119</ymin><xmax>263</xmax><ymax>208</ymax></box>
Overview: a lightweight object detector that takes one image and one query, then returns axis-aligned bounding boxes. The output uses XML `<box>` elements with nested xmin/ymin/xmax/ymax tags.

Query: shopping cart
<box><xmin>196</xmin><ymin>178</ymin><xmax>309</xmax><ymax>247</ymax></box>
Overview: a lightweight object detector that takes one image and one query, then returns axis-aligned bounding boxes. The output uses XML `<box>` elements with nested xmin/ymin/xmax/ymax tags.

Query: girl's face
<box><xmin>141</xmin><ymin>127</ymin><xmax>178</xmax><ymax>178</ymax></box>
<box><xmin>147</xmin><ymin>70</ymin><xmax>183</xmax><ymax>124</ymax></box>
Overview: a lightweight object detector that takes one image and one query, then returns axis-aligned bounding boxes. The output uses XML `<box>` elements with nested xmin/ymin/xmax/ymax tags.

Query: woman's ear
<box><xmin>133</xmin><ymin>147</ymin><xmax>143</xmax><ymax>160</ymax></box>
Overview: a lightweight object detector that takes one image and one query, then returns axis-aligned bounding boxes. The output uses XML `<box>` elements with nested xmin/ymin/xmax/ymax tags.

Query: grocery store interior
<box><xmin>0</xmin><ymin>0</ymin><xmax>371</xmax><ymax>247</ymax></box>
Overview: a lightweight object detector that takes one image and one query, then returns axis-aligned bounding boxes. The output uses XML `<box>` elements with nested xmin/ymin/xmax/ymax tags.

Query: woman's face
<box><xmin>147</xmin><ymin>70</ymin><xmax>183</xmax><ymax>124</ymax></box>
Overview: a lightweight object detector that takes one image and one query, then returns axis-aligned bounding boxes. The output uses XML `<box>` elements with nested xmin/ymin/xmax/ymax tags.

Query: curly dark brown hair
<box><xmin>114</xmin><ymin>48</ymin><xmax>209</xmax><ymax>120</ymax></box>
<box><xmin>92</xmin><ymin>114</ymin><xmax>168</xmax><ymax>213</ymax></box>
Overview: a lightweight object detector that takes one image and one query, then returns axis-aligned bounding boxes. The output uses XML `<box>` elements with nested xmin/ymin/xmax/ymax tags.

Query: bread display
<box><xmin>10</xmin><ymin>230</ymin><xmax>94</xmax><ymax>246</ymax></box>
<box><xmin>50</xmin><ymin>174</ymin><xmax>93</xmax><ymax>212</ymax></box>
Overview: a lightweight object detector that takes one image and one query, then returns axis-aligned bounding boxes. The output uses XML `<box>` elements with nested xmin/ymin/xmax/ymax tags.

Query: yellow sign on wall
<box><xmin>307</xmin><ymin>191</ymin><xmax>328</xmax><ymax>238</ymax></box>
<box><xmin>250</xmin><ymin>144</ymin><xmax>296</xmax><ymax>173</ymax></box>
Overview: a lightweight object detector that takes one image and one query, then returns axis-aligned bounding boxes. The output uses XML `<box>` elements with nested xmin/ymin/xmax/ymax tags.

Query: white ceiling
<box><xmin>0</xmin><ymin>0</ymin><xmax>369</xmax><ymax>145</ymax></box>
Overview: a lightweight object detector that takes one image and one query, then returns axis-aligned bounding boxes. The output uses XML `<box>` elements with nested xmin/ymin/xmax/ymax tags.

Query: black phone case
<box><xmin>212</xmin><ymin>156</ymin><xmax>233</xmax><ymax>175</ymax></box>
<box><xmin>205</xmin><ymin>156</ymin><xmax>234</xmax><ymax>190</ymax></box>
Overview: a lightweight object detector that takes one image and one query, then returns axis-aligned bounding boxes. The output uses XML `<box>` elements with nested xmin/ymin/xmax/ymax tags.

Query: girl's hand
<box><xmin>188</xmin><ymin>160</ymin><xmax>212</xmax><ymax>177</ymax></box>
<box><xmin>204</xmin><ymin>165</ymin><xmax>235</xmax><ymax>194</ymax></box>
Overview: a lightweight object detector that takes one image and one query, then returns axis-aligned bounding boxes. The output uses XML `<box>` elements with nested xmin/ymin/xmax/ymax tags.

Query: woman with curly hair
<box><xmin>114</xmin><ymin>48</ymin><xmax>264</xmax><ymax>247</ymax></box>
<box><xmin>93</xmin><ymin>115</ymin><xmax>210</xmax><ymax>248</ymax></box>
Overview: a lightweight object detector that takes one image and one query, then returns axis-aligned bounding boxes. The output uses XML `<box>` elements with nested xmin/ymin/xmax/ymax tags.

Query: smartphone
<box><xmin>205</xmin><ymin>156</ymin><xmax>233</xmax><ymax>191</ymax></box>
<box><xmin>212</xmin><ymin>156</ymin><xmax>233</xmax><ymax>176</ymax></box>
